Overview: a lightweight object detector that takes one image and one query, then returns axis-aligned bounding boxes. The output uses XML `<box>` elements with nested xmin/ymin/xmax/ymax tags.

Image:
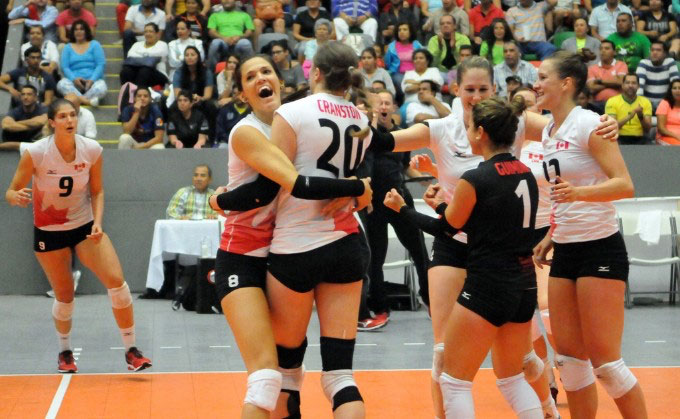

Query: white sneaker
<box><xmin>46</xmin><ymin>270</ymin><xmax>81</xmax><ymax>298</ymax></box>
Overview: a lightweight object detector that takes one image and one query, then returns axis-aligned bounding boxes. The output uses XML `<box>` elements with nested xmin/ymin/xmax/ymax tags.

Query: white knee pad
<box><xmin>540</xmin><ymin>309</ymin><xmax>551</xmax><ymax>336</ymax></box>
<box><xmin>593</xmin><ymin>358</ymin><xmax>638</xmax><ymax>399</ymax></box>
<box><xmin>531</xmin><ymin>313</ymin><xmax>542</xmax><ymax>342</ymax></box>
<box><xmin>320</xmin><ymin>369</ymin><xmax>357</xmax><ymax>403</ymax></box>
<box><xmin>523</xmin><ymin>350</ymin><xmax>545</xmax><ymax>383</ymax></box>
<box><xmin>108</xmin><ymin>282</ymin><xmax>132</xmax><ymax>309</ymax></box>
<box><xmin>243</xmin><ymin>368</ymin><xmax>282</xmax><ymax>412</ymax></box>
<box><xmin>432</xmin><ymin>342</ymin><xmax>444</xmax><ymax>383</ymax></box>
<box><xmin>439</xmin><ymin>372</ymin><xmax>475</xmax><ymax>419</ymax></box>
<box><xmin>279</xmin><ymin>365</ymin><xmax>305</xmax><ymax>392</ymax></box>
<box><xmin>52</xmin><ymin>299</ymin><xmax>74</xmax><ymax>321</ymax></box>
<box><xmin>554</xmin><ymin>354</ymin><xmax>595</xmax><ymax>392</ymax></box>
<box><xmin>496</xmin><ymin>373</ymin><xmax>543</xmax><ymax>419</ymax></box>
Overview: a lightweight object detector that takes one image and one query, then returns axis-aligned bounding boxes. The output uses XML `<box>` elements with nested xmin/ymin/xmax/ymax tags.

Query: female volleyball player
<box><xmin>207</xmin><ymin>54</ymin><xmax>372</xmax><ymax>419</ymax></box>
<box><xmin>4</xmin><ymin>99</ymin><xmax>151</xmax><ymax>373</ymax></box>
<box><xmin>533</xmin><ymin>51</ymin><xmax>647</xmax><ymax>418</ymax></box>
<box><xmin>384</xmin><ymin>97</ymin><xmax>543</xmax><ymax>418</ymax></box>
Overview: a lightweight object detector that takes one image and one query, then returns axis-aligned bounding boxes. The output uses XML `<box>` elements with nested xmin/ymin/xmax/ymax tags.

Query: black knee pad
<box><xmin>332</xmin><ymin>386</ymin><xmax>363</xmax><ymax>411</ymax></box>
<box><xmin>281</xmin><ymin>389</ymin><xmax>301</xmax><ymax>419</ymax></box>
<box><xmin>320</xmin><ymin>337</ymin><xmax>362</xmax><ymax>411</ymax></box>
<box><xmin>277</xmin><ymin>337</ymin><xmax>308</xmax><ymax>369</ymax></box>
<box><xmin>320</xmin><ymin>336</ymin><xmax>354</xmax><ymax>371</ymax></box>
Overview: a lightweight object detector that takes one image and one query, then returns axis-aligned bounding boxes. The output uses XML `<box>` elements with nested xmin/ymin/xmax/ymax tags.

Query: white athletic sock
<box><xmin>541</xmin><ymin>396</ymin><xmax>559</xmax><ymax>418</ymax></box>
<box><xmin>439</xmin><ymin>372</ymin><xmax>475</xmax><ymax>419</ymax></box>
<box><xmin>120</xmin><ymin>326</ymin><xmax>135</xmax><ymax>350</ymax></box>
<box><xmin>57</xmin><ymin>331</ymin><xmax>71</xmax><ymax>352</ymax></box>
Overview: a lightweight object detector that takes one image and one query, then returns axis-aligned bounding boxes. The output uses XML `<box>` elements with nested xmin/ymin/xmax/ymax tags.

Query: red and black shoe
<box><xmin>125</xmin><ymin>347</ymin><xmax>152</xmax><ymax>372</ymax></box>
<box><xmin>58</xmin><ymin>350</ymin><xmax>77</xmax><ymax>373</ymax></box>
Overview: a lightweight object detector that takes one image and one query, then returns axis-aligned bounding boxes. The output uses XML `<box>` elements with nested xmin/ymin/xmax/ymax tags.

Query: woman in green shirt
<box><xmin>479</xmin><ymin>18</ymin><xmax>513</xmax><ymax>66</ymax></box>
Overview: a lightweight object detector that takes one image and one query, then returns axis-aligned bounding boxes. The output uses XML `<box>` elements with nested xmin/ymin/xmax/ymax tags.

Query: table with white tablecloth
<box><xmin>145</xmin><ymin>220</ymin><xmax>222</xmax><ymax>291</ymax></box>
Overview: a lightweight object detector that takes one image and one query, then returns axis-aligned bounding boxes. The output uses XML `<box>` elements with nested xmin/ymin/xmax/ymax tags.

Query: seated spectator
<box><xmin>636</xmin><ymin>41</ymin><xmax>680</xmax><ymax>111</ymax></box>
<box><xmin>586</xmin><ymin>40</ymin><xmax>627</xmax><ymax>106</ymax></box>
<box><xmin>445</xmin><ymin>44</ymin><xmax>473</xmax><ymax>87</ymax></box>
<box><xmin>253</xmin><ymin>0</ymin><xmax>287</xmax><ymax>45</ymax></box>
<box><xmin>427</xmin><ymin>14</ymin><xmax>471</xmax><ymax>79</ymax></box>
<box><xmin>117</xmin><ymin>0</ymin><xmax>140</xmax><ymax>36</ymax></box>
<box><xmin>656</xmin><ymin>79</ymin><xmax>680</xmax><ymax>145</ymax></box>
<box><xmin>171</xmin><ymin>46</ymin><xmax>216</xmax><ymax>134</ymax></box>
<box><xmin>8</xmin><ymin>0</ymin><xmax>58</xmax><ymax>42</ymax></box>
<box><xmin>57</xmin><ymin>20</ymin><xmax>107</xmax><ymax>107</ymax></box>
<box><xmin>607</xmin><ymin>13</ymin><xmax>651</xmax><ymax>72</ymax></box>
<box><xmin>1</xmin><ymin>85</ymin><xmax>47</xmax><ymax>144</ymax></box>
<box><xmin>168</xmin><ymin>20</ymin><xmax>206</xmax><ymax>81</ymax></box>
<box><xmin>469</xmin><ymin>0</ymin><xmax>505</xmax><ymax>51</ymax></box>
<box><xmin>511</xmin><ymin>86</ymin><xmax>538</xmax><ymax>112</ymax></box>
<box><xmin>405</xmin><ymin>80</ymin><xmax>451</xmax><ymax>125</ymax></box>
<box><xmin>332</xmin><ymin>0</ymin><xmax>378</xmax><ymax>42</ymax></box>
<box><xmin>123</xmin><ymin>0</ymin><xmax>167</xmax><ymax>57</ymax></box>
<box><xmin>173</xmin><ymin>0</ymin><xmax>210</xmax><ymax>43</ymax></box>
<box><xmin>121</xmin><ymin>23</ymin><xmax>170</xmax><ymax>88</ymax></box>
<box><xmin>373</xmin><ymin>43</ymin><xmax>386</xmax><ymax>68</ymax></box>
<box><xmin>401</xmin><ymin>49</ymin><xmax>443</xmax><ymax>104</ymax></box>
<box><xmin>493</xmin><ymin>40</ymin><xmax>537</xmax><ymax>97</ymax></box>
<box><xmin>504</xmin><ymin>74</ymin><xmax>522</xmax><ymax>98</ymax></box>
<box><xmin>360</xmin><ymin>47</ymin><xmax>396</xmax><ymax>96</ymax></box>
<box><xmin>561</xmin><ymin>17</ymin><xmax>600</xmax><ymax>66</ymax></box>
<box><xmin>294</xmin><ymin>0</ymin><xmax>334</xmax><ymax>45</ymax></box>
<box><xmin>302</xmin><ymin>19</ymin><xmax>332</xmax><ymax>77</ymax></box>
<box><xmin>214</xmin><ymin>85</ymin><xmax>250</xmax><ymax>147</ymax></box>
<box><xmin>424</xmin><ymin>0</ymin><xmax>470</xmax><ymax>36</ymax></box>
<box><xmin>576</xmin><ymin>86</ymin><xmax>604</xmax><ymax>114</ymax></box>
<box><xmin>506</xmin><ymin>0</ymin><xmax>556</xmax><ymax>60</ymax></box>
<box><xmin>216</xmin><ymin>53</ymin><xmax>240</xmax><ymax>106</ymax></box>
<box><xmin>0</xmin><ymin>47</ymin><xmax>56</xmax><ymax>107</ymax></box>
<box><xmin>636</xmin><ymin>0</ymin><xmax>677</xmax><ymax>52</ymax></box>
<box><xmin>384</xmin><ymin>20</ymin><xmax>423</xmax><ymax>90</ymax></box>
<box><xmin>480</xmin><ymin>18</ymin><xmax>513</xmax><ymax>65</ymax></box>
<box><xmin>269</xmin><ymin>40</ymin><xmax>307</xmax><ymax>91</ymax></box>
<box><xmin>546</xmin><ymin>0</ymin><xmax>577</xmax><ymax>33</ymax></box>
<box><xmin>589</xmin><ymin>0</ymin><xmax>632</xmax><ymax>41</ymax></box>
<box><xmin>166</xmin><ymin>164</ymin><xmax>218</xmax><ymax>219</ymax></box>
<box><xmin>167</xmin><ymin>90</ymin><xmax>210</xmax><ymax>148</ymax></box>
<box><xmin>207</xmin><ymin>0</ymin><xmax>254</xmax><ymax>72</ymax></box>
<box><xmin>63</xmin><ymin>93</ymin><xmax>97</xmax><ymax>138</ymax></box>
<box><xmin>379</xmin><ymin>0</ymin><xmax>417</xmax><ymax>45</ymax></box>
<box><xmin>419</xmin><ymin>0</ymin><xmax>443</xmax><ymax>30</ymax></box>
<box><xmin>605</xmin><ymin>73</ymin><xmax>652</xmax><ymax>145</ymax></box>
<box><xmin>166</xmin><ymin>0</ymin><xmax>210</xmax><ymax>31</ymax></box>
<box><xmin>21</xmin><ymin>25</ymin><xmax>60</xmax><ymax>77</ymax></box>
<box><xmin>119</xmin><ymin>86</ymin><xmax>166</xmax><ymax>149</ymax></box>
<box><xmin>54</xmin><ymin>0</ymin><xmax>94</xmax><ymax>13</ymax></box>
<box><xmin>56</xmin><ymin>0</ymin><xmax>97</xmax><ymax>45</ymax></box>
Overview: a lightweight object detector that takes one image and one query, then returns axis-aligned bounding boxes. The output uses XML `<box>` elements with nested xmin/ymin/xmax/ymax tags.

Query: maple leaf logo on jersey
<box><xmin>556</xmin><ymin>141</ymin><xmax>569</xmax><ymax>150</ymax></box>
<box><xmin>528</xmin><ymin>152</ymin><xmax>543</xmax><ymax>163</ymax></box>
<box><xmin>74</xmin><ymin>163</ymin><xmax>86</xmax><ymax>172</ymax></box>
<box><xmin>33</xmin><ymin>185</ymin><xmax>70</xmax><ymax>227</ymax></box>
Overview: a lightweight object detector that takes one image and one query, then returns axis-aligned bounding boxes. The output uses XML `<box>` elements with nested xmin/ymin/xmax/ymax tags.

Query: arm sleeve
<box><xmin>215</xmin><ymin>175</ymin><xmax>282</xmax><ymax>211</ymax></box>
<box><xmin>398</xmin><ymin>206</ymin><xmax>459</xmax><ymax>239</ymax></box>
<box><xmin>367</xmin><ymin>125</ymin><xmax>395</xmax><ymax>153</ymax></box>
<box><xmin>291</xmin><ymin>175</ymin><xmax>365</xmax><ymax>199</ymax></box>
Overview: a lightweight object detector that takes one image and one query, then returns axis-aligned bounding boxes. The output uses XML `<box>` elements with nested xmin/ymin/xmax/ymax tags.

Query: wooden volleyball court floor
<box><xmin>2</xmin><ymin>367</ymin><xmax>678</xmax><ymax>418</ymax></box>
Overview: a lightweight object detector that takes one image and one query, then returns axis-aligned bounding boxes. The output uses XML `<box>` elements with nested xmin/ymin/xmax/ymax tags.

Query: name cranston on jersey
<box><xmin>316</xmin><ymin>99</ymin><xmax>363</xmax><ymax>120</ymax></box>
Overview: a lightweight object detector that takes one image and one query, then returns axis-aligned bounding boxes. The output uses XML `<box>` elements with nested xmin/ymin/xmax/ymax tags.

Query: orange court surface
<box><xmin>2</xmin><ymin>367</ymin><xmax>678</xmax><ymax>418</ymax></box>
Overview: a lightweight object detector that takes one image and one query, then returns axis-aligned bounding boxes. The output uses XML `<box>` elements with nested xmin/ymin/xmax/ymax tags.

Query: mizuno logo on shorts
<box><xmin>598</xmin><ymin>266</ymin><xmax>610</xmax><ymax>272</ymax></box>
<box><xmin>461</xmin><ymin>292</ymin><xmax>471</xmax><ymax>300</ymax></box>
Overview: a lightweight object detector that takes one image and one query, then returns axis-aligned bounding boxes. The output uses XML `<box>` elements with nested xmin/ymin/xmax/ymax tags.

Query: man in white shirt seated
<box><xmin>405</xmin><ymin>80</ymin><xmax>452</xmax><ymax>126</ymax></box>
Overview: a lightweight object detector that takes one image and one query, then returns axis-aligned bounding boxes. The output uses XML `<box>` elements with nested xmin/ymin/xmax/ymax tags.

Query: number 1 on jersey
<box><xmin>515</xmin><ymin>179</ymin><xmax>530</xmax><ymax>228</ymax></box>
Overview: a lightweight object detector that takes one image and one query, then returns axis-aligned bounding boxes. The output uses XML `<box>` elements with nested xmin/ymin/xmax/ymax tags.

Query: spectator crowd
<box><xmin>2</xmin><ymin>0</ymin><xmax>680</xmax><ymax>147</ymax></box>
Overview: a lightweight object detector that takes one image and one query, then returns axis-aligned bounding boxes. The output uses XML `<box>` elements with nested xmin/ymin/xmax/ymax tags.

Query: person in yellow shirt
<box><xmin>605</xmin><ymin>73</ymin><xmax>652</xmax><ymax>144</ymax></box>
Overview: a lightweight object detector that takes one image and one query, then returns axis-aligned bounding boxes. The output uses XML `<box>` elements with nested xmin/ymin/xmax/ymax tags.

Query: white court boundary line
<box><xmin>45</xmin><ymin>374</ymin><xmax>71</xmax><ymax>419</ymax></box>
<box><xmin>2</xmin><ymin>365</ymin><xmax>680</xmax><ymax>378</ymax></box>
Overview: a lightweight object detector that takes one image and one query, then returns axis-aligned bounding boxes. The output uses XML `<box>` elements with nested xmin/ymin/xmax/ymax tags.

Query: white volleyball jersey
<box><xmin>270</xmin><ymin>93</ymin><xmax>372</xmax><ymax>254</ymax></box>
<box><xmin>520</xmin><ymin>140</ymin><xmax>551</xmax><ymax>229</ymax></box>
<box><xmin>426</xmin><ymin>109</ymin><xmax>525</xmax><ymax>243</ymax></box>
<box><xmin>542</xmin><ymin>106</ymin><xmax>619</xmax><ymax>243</ymax></box>
<box><xmin>27</xmin><ymin>135</ymin><xmax>102</xmax><ymax>231</ymax></box>
<box><xmin>221</xmin><ymin>114</ymin><xmax>277</xmax><ymax>257</ymax></box>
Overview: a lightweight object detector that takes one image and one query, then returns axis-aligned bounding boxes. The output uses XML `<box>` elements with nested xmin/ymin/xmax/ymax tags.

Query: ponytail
<box><xmin>471</xmin><ymin>96</ymin><xmax>526</xmax><ymax>149</ymax></box>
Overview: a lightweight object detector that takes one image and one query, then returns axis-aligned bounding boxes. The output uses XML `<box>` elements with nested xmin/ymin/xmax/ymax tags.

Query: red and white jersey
<box><xmin>542</xmin><ymin>106</ymin><xmax>619</xmax><ymax>244</ymax></box>
<box><xmin>220</xmin><ymin>114</ymin><xmax>277</xmax><ymax>257</ymax></box>
<box><xmin>27</xmin><ymin>134</ymin><xmax>102</xmax><ymax>231</ymax></box>
<box><xmin>520</xmin><ymin>140</ymin><xmax>551</xmax><ymax>229</ymax></box>
<box><xmin>270</xmin><ymin>92</ymin><xmax>372</xmax><ymax>254</ymax></box>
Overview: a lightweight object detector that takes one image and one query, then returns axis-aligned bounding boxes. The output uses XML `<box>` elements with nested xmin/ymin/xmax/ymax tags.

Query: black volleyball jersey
<box><xmin>461</xmin><ymin>153</ymin><xmax>538</xmax><ymax>283</ymax></box>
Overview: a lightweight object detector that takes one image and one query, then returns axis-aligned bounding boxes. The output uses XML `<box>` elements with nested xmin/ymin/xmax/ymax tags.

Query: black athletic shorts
<box><xmin>268</xmin><ymin>233</ymin><xmax>368</xmax><ymax>293</ymax></box>
<box><xmin>34</xmin><ymin>221</ymin><xmax>93</xmax><ymax>252</ymax></box>
<box><xmin>457</xmin><ymin>272</ymin><xmax>537</xmax><ymax>327</ymax></box>
<box><xmin>531</xmin><ymin>226</ymin><xmax>551</xmax><ymax>248</ymax></box>
<box><xmin>214</xmin><ymin>249</ymin><xmax>268</xmax><ymax>301</ymax></box>
<box><xmin>429</xmin><ymin>236</ymin><xmax>467</xmax><ymax>269</ymax></box>
<box><xmin>550</xmin><ymin>232</ymin><xmax>629</xmax><ymax>282</ymax></box>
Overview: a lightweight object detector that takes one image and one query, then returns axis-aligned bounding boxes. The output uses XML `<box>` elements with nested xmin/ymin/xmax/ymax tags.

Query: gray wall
<box><xmin>1</xmin><ymin>146</ymin><xmax>679</xmax><ymax>294</ymax></box>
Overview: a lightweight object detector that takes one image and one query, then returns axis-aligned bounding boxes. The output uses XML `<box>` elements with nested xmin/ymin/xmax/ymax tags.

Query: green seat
<box><xmin>552</xmin><ymin>31</ymin><xmax>575</xmax><ymax>49</ymax></box>
<box><xmin>524</xmin><ymin>54</ymin><xmax>538</xmax><ymax>61</ymax></box>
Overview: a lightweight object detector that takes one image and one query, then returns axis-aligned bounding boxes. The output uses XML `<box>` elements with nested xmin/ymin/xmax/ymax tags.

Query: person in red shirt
<box><xmin>55</xmin><ymin>0</ymin><xmax>97</xmax><ymax>44</ymax></box>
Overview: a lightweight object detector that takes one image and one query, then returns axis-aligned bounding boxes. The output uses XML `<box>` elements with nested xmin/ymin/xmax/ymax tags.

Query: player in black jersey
<box><xmin>385</xmin><ymin>97</ymin><xmax>543</xmax><ymax>418</ymax></box>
